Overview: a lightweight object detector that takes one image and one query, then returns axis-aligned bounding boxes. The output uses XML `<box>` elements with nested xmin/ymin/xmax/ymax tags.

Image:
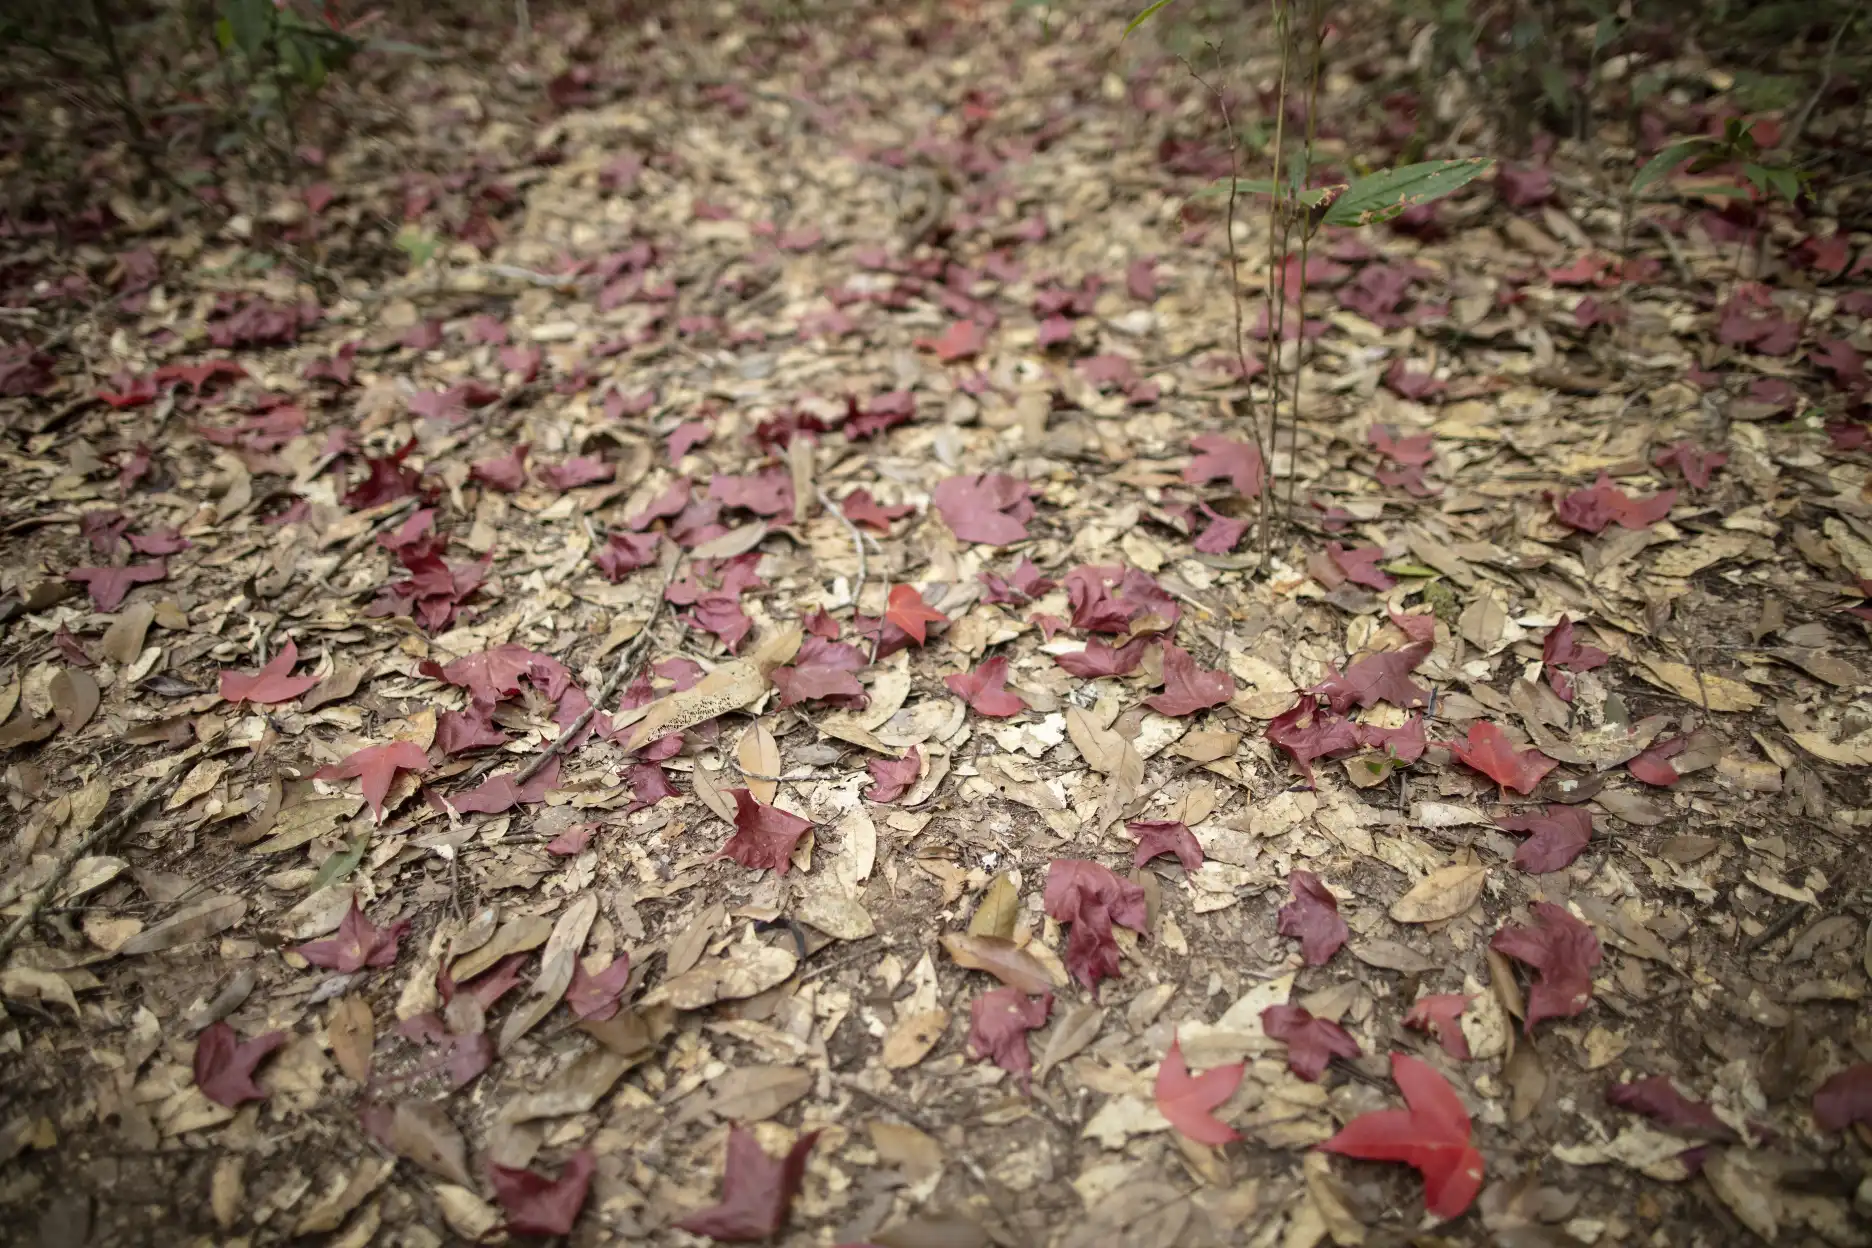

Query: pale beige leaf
<box><xmin>883</xmin><ymin>1009</ymin><xmax>950</xmax><ymax>1068</ymax></box>
<box><xmin>737</xmin><ymin>720</ymin><xmax>781</xmax><ymax>803</ymax></box>
<box><xmin>249</xmin><ymin>797</ymin><xmax>359</xmax><ymax>854</ymax></box>
<box><xmin>302</xmin><ymin>663</ymin><xmax>367</xmax><ymax>712</ymax></box>
<box><xmin>692</xmin><ymin>762</ymin><xmax>737</xmax><ymax>824</ymax></box>
<box><xmin>102</xmin><ymin>603</ymin><xmax>155</xmax><ymax>666</ymax></box>
<box><xmin>940</xmin><ymin>933</ymin><xmax>1055</xmax><ymax>993</ymax></box>
<box><xmin>450</xmin><ymin>914</ymin><xmax>552</xmax><ymax>983</ymax></box>
<box><xmin>1037</xmin><ymin>1004</ymin><xmax>1105</xmax><ymax>1081</ymax></box>
<box><xmin>386</xmin><ymin>1102</ymin><xmax>472</xmax><ymax>1186</ymax></box>
<box><xmin>498</xmin><ymin>1047</ymin><xmax>630</xmax><ymax>1123</ymax></box>
<box><xmin>831</xmin><ymin>807</ymin><xmax>876</xmax><ymax>889</ymax></box>
<box><xmin>1388</xmin><ymin>864</ymin><xmax>1487</xmax><ymax>924</ymax></box>
<box><xmin>118</xmin><ymin>895</ymin><xmax>247</xmax><ymax>955</ymax></box>
<box><xmin>967</xmin><ymin>874</ymin><xmax>1019</xmax><ymax>941</ymax></box>
<box><xmin>645</xmin><ymin>942</ymin><xmax>798</xmax><ymax>1009</ymax></box>
<box><xmin>50</xmin><ymin>668</ymin><xmax>100</xmax><ymax>735</ymax></box>
<box><xmin>795</xmin><ymin>888</ymin><xmax>874</xmax><ymax>940</ymax></box>
<box><xmin>500</xmin><ymin>893</ymin><xmax>598</xmax><ymax>1049</ymax></box>
<box><xmin>1635</xmin><ymin>658</ymin><xmax>1760</xmax><ymax>712</ymax></box>
<box><xmin>699</xmin><ymin>1065</ymin><xmax>813</xmax><ymax>1121</ymax></box>
<box><xmin>691</xmin><ymin>520</ymin><xmax>769</xmax><ymax>561</ymax></box>
<box><xmin>329</xmin><ymin>995</ymin><xmax>375</xmax><ymax>1084</ymax></box>
<box><xmin>625</xmin><ymin>656</ymin><xmax>772</xmax><ymax>750</ymax></box>
<box><xmin>165</xmin><ymin>758</ymin><xmax>227</xmax><ymax>811</ymax></box>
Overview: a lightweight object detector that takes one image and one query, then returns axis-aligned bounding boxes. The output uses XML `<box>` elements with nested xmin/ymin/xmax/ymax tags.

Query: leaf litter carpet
<box><xmin>1</xmin><ymin>2</ymin><xmax>1870</xmax><ymax>1245</ymax></box>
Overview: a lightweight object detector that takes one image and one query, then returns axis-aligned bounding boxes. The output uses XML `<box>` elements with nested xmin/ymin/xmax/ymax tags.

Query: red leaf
<box><xmin>1390</xmin><ymin>610</ymin><xmax>1437</xmax><ymax>644</ymax></box>
<box><xmin>865</xmin><ymin>748</ymin><xmax>921</xmax><ymax>803</ymax></box>
<box><xmin>471</xmin><ymin>444</ymin><xmax>529</xmax><ymax>492</ymax></box>
<box><xmin>1813</xmin><ymin>1064</ymin><xmax>1872</xmax><ymax>1132</ymax></box>
<box><xmin>1043</xmin><ymin>859</ymin><xmax>1146</xmax><ymax>990</ymax></box>
<box><xmin>1543</xmin><ymin>616</ymin><xmax>1608</xmax><ymax>673</ymax></box>
<box><xmin>566</xmin><ymin>955</ymin><xmax>633</xmax><ymax>1021</ymax></box>
<box><xmin>314</xmin><ymin>740</ymin><xmax>430</xmax><ymax>820</ymax></box>
<box><xmin>443</xmin><ymin>758</ymin><xmax>560</xmax><ymax>816</ymax></box>
<box><xmin>1496</xmin><ymin>163</ymin><xmax>1554</xmax><ymax>207</ymax></box>
<box><xmin>1128</xmin><ymin>819</ymin><xmax>1204</xmax><ymax>871</ymax></box>
<box><xmin>721</xmin><ymin>790</ymin><xmax>813</xmax><ymax>875</ymax></box>
<box><xmin>1183</xmin><ymin>433</ymin><xmax>1264</xmax><ymax>496</ymax></box>
<box><xmin>128</xmin><ymin>528</ymin><xmax>190</xmax><ymax>556</ymax></box>
<box><xmin>626</xmin><ymin>761</ymin><xmax>680</xmax><ymax>813</ymax></box>
<box><xmin>1277</xmin><ymin>870</ymin><xmax>1348</xmax><ymax>966</ymax></box>
<box><xmin>66</xmin><ymin>561</ymin><xmax>167</xmax><ymax>611</ymax></box>
<box><xmin>1193</xmin><ymin>506</ymin><xmax>1250</xmax><ymax>553</ymax></box>
<box><xmin>433</xmin><ymin>644</ymin><xmax>573</xmax><ymax>708</ymax></box>
<box><xmin>1155</xmin><ymin>1033</ymin><xmax>1243</xmax><ymax>1144</ymax></box>
<box><xmin>537</xmin><ymin>457</ymin><xmax>613</xmax><ymax>490</ymax></box>
<box><xmin>1320</xmin><ymin>1052</ymin><xmax>1485</xmax><ymax>1220</ymax></box>
<box><xmin>1357</xmin><ymin>715</ymin><xmax>1427</xmax><ymax>764</ymax></box>
<box><xmin>1404</xmin><ymin>994</ymin><xmax>1473</xmax><ymax>1060</ymax></box>
<box><xmin>1653</xmin><ymin>441</ymin><xmax>1727</xmax><ymax>490</ymax></box>
<box><xmin>978</xmin><ymin>558</ymin><xmax>1055</xmax><ymax>604</ymax></box>
<box><xmin>436</xmin><ymin>706</ymin><xmax>507</xmax><ymax>755</ymax></box>
<box><xmin>489</xmin><ymin>1150</ymin><xmax>595</xmax><ymax>1238</ymax></box>
<box><xmin>917</xmin><ymin>318</ymin><xmax>988</xmax><ymax>362</ymax></box>
<box><xmin>1065</xmin><ymin>565</ymin><xmax>1181</xmax><ymax>634</ymax></box>
<box><xmin>885</xmin><ymin>584</ymin><xmax>948</xmax><ymax>643</ymax></box>
<box><xmin>770</xmin><ymin>663</ymin><xmax>865</xmax><ymax>708</ymax></box>
<box><xmin>192</xmin><ymin>1022</ymin><xmax>287</xmax><ymax>1108</ymax></box>
<box><xmin>1490</xmin><ymin>902</ymin><xmax>1602</xmax><ymax>1032</ymax></box>
<box><xmin>596</xmin><ymin>530</ymin><xmax>662</xmax><ymax>580</ymax></box>
<box><xmin>1369</xmin><ymin>424</ymin><xmax>1435</xmax><ymax>466</ymax></box>
<box><xmin>1055</xmin><ymin>636</ymin><xmax>1148</xmax><ymax>678</ymax></box>
<box><xmin>1497</xmin><ymin>804</ymin><xmax>1594</xmax><ymax>872</ymax></box>
<box><xmin>546</xmin><ymin>824</ymin><xmax>592</xmax><ymax>855</ymax></box>
<box><xmin>1553</xmin><ymin>474</ymin><xmax>1677</xmax><ymax>533</ymax></box>
<box><xmin>219</xmin><ymin>640</ymin><xmax>319</xmax><ymax>705</ymax></box>
<box><xmin>677</xmin><ymin>1126</ymin><xmax>819</xmax><ymax>1242</ymax></box>
<box><xmin>296</xmin><ymin>899</ymin><xmax>410</xmax><ymax>972</ymax></box>
<box><xmin>1607</xmin><ymin>1076</ymin><xmax>1732</xmax><ymax>1137</ymax></box>
<box><xmin>710</xmin><ymin>469</ymin><xmax>795</xmax><ymax>516</ymax></box>
<box><xmin>932</xmin><ymin>473</ymin><xmax>1035</xmax><ymax>545</ymax></box>
<box><xmin>841</xmin><ymin>489</ymin><xmax>914</xmax><ymax>531</ymax></box>
<box><xmin>1262</xmin><ymin>1003</ymin><xmax>1361</xmax><ymax>1081</ymax></box>
<box><xmin>1327</xmin><ymin>543</ymin><xmax>1395</xmax><ymax>590</ymax></box>
<box><xmin>1448</xmin><ymin>721</ymin><xmax>1557</xmax><ymax>795</ymax></box>
<box><xmin>1383</xmin><ymin>359</ymin><xmax>1446</xmax><ymax>400</ymax></box>
<box><xmin>1310</xmin><ymin>643</ymin><xmax>1431</xmax><ymax>714</ymax></box>
<box><xmin>688</xmin><ymin>592</ymin><xmax>754</xmax><ymax>652</ymax></box>
<box><xmin>1267</xmin><ymin>699</ymin><xmax>1361</xmax><ymax>782</ymax></box>
<box><xmin>945</xmin><ymin>657</ymin><xmax>1027</xmax><ymax>718</ymax></box>
<box><xmin>966</xmin><ymin>988</ymin><xmax>1052</xmax><ymax>1092</ymax></box>
<box><xmin>1628</xmin><ymin>736</ymin><xmax>1686</xmax><ymax>787</ymax></box>
<box><xmin>1146</xmin><ymin>644</ymin><xmax>1233</xmax><ymax>716</ymax></box>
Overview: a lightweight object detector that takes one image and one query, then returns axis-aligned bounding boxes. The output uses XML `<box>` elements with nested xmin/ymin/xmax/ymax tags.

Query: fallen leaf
<box><xmin>1183</xmin><ymin>434</ymin><xmax>1264</xmax><ymax>496</ymax></box>
<box><xmin>967</xmin><ymin>989</ymin><xmax>1051</xmax><ymax>1092</ymax></box>
<box><xmin>1321</xmin><ymin>1052</ymin><xmax>1485</xmax><ymax>1219</ymax></box>
<box><xmin>219</xmin><ymin>641</ymin><xmax>320</xmax><ymax>705</ymax></box>
<box><xmin>1128</xmin><ymin>819</ymin><xmax>1203</xmax><ymax>871</ymax></box>
<box><xmin>1154</xmin><ymin>1033</ymin><xmax>1242</xmax><ymax>1144</ymax></box>
<box><xmin>1606</xmin><ymin>1076</ymin><xmax>1733</xmax><ymax>1138</ymax></box>
<box><xmin>677</xmin><ymin>1126</ymin><xmax>819</xmax><ymax>1242</ymax></box>
<box><xmin>314</xmin><ymin>740</ymin><xmax>429</xmax><ymax>821</ymax></box>
<box><xmin>1278</xmin><ymin>870</ymin><xmax>1349</xmax><ymax>965</ymax></box>
<box><xmin>193</xmin><ymin>1023</ymin><xmax>286</xmax><ymax>1107</ymax></box>
<box><xmin>1447</xmin><ymin>722</ymin><xmax>1557</xmax><ymax>794</ymax></box>
<box><xmin>1262</xmin><ymin>1003</ymin><xmax>1361</xmax><ymax>1081</ymax></box>
<box><xmin>884</xmin><ymin>1009</ymin><xmax>950</xmax><ymax>1069</ymax></box>
<box><xmin>1389</xmin><ymin>864</ymin><xmax>1487</xmax><ymax>924</ymax></box>
<box><xmin>1146</xmin><ymin>644</ymin><xmax>1232</xmax><ymax>716</ymax></box>
<box><xmin>720</xmin><ymin>790</ymin><xmax>814</xmax><ymax>875</ymax></box>
<box><xmin>1044</xmin><ymin>859</ymin><xmax>1147</xmax><ymax>990</ymax></box>
<box><xmin>885</xmin><ymin>584</ymin><xmax>948</xmax><ymax>644</ymax></box>
<box><xmin>50</xmin><ymin>668</ymin><xmax>99</xmax><ymax>734</ymax></box>
<box><xmin>67</xmin><ymin>561</ymin><xmax>166</xmax><ymax>611</ymax></box>
<box><xmin>736</xmin><ymin>721</ymin><xmax>781</xmax><ymax>803</ymax></box>
<box><xmin>489</xmin><ymin>1149</ymin><xmax>594</xmax><ymax>1238</ymax></box>
<box><xmin>945</xmin><ymin>657</ymin><xmax>1027</xmax><ymax>717</ymax></box>
<box><xmin>1497</xmin><ymin>805</ymin><xmax>1593</xmax><ymax>872</ymax></box>
<box><xmin>388</xmin><ymin>1101</ymin><xmax>474</xmax><ymax>1186</ymax></box>
<box><xmin>329</xmin><ymin>995</ymin><xmax>375</xmax><ymax>1083</ymax></box>
<box><xmin>296</xmin><ymin>899</ymin><xmax>409</xmax><ymax>972</ymax></box>
<box><xmin>940</xmin><ymin>933</ymin><xmax>1054</xmax><ymax>994</ymax></box>
<box><xmin>931</xmin><ymin>473</ymin><xmax>1035</xmax><ymax>545</ymax></box>
<box><xmin>1490</xmin><ymin>903</ymin><xmax>1602</xmax><ymax>1032</ymax></box>
<box><xmin>1813</xmin><ymin>1064</ymin><xmax>1872</xmax><ymax>1132</ymax></box>
<box><xmin>865</xmin><ymin>748</ymin><xmax>921</xmax><ymax>803</ymax></box>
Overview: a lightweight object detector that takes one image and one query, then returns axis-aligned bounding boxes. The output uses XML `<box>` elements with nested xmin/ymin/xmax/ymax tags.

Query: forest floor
<box><xmin>1</xmin><ymin>1</ymin><xmax>1870</xmax><ymax>1245</ymax></box>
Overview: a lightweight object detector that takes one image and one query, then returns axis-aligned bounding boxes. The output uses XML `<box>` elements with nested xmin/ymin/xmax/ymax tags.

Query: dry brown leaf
<box><xmin>302</xmin><ymin>663</ymin><xmax>366</xmax><ymax>712</ymax></box>
<box><xmin>117</xmin><ymin>895</ymin><xmax>246</xmax><ymax>955</ymax></box>
<box><xmin>940</xmin><ymin>932</ymin><xmax>1055</xmax><ymax>993</ymax></box>
<box><xmin>50</xmin><ymin>668</ymin><xmax>99</xmax><ymax>735</ymax></box>
<box><xmin>691</xmin><ymin>761</ymin><xmax>737</xmax><ymax>824</ymax></box>
<box><xmin>450</xmin><ymin>913</ymin><xmax>552</xmax><ymax>982</ymax></box>
<box><xmin>101</xmin><ymin>603</ymin><xmax>155</xmax><ymax>666</ymax></box>
<box><xmin>1036</xmin><ymin>1004</ymin><xmax>1105</xmax><ymax>1081</ymax></box>
<box><xmin>623</xmin><ymin>627</ymin><xmax>799</xmax><ymax>749</ymax></box>
<box><xmin>882</xmin><ymin>1009</ymin><xmax>950</xmax><ymax>1069</ymax></box>
<box><xmin>693</xmin><ymin>1065</ymin><xmax>814</xmax><ymax>1122</ymax></box>
<box><xmin>329</xmin><ymin>995</ymin><xmax>375</xmax><ymax>1084</ymax></box>
<box><xmin>1634</xmin><ymin>658</ymin><xmax>1760</xmax><ymax>712</ymax></box>
<box><xmin>967</xmin><ymin>874</ymin><xmax>1019</xmax><ymax>941</ymax></box>
<box><xmin>737</xmin><ymin>719</ymin><xmax>781</xmax><ymax>803</ymax></box>
<box><xmin>645</xmin><ymin>941</ymin><xmax>798</xmax><ymax>1009</ymax></box>
<box><xmin>387</xmin><ymin>1102</ymin><xmax>472</xmax><ymax>1186</ymax></box>
<box><xmin>499</xmin><ymin>893</ymin><xmax>598</xmax><ymax>1050</ymax></box>
<box><xmin>1388</xmin><ymin>864</ymin><xmax>1487</xmax><ymax>924</ymax></box>
<box><xmin>667</xmin><ymin>904</ymin><xmax>724</xmax><ymax>979</ymax></box>
<box><xmin>498</xmin><ymin>1046</ymin><xmax>631</xmax><ymax>1123</ymax></box>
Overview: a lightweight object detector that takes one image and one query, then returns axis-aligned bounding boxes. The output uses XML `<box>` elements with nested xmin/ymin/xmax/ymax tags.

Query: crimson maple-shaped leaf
<box><xmin>471</xmin><ymin>443</ymin><xmax>529</xmax><ymax>492</ymax></box>
<box><xmin>770</xmin><ymin>663</ymin><xmax>866</xmax><ymax>708</ymax></box>
<box><xmin>1128</xmin><ymin>819</ymin><xmax>1204</xmax><ymax>871</ymax></box>
<box><xmin>566</xmin><ymin>954</ymin><xmax>633</xmax><ymax>1021</ymax></box>
<box><xmin>1357</xmin><ymin>715</ymin><xmax>1427</xmax><ymax>764</ymax></box>
<box><xmin>1554</xmin><ymin>473</ymin><xmax>1677</xmax><ymax>533</ymax></box>
<box><xmin>945</xmin><ymin>657</ymin><xmax>1027</xmax><ymax>718</ymax></box>
<box><xmin>885</xmin><ymin>584</ymin><xmax>948</xmax><ymax>643</ymax></box>
<box><xmin>1277</xmin><ymin>870</ymin><xmax>1349</xmax><ymax>966</ymax></box>
<box><xmin>219</xmin><ymin>640</ymin><xmax>319</xmax><ymax>705</ymax></box>
<box><xmin>1194</xmin><ymin>506</ymin><xmax>1250</xmax><ymax>554</ymax></box>
<box><xmin>626</xmin><ymin>761</ymin><xmax>680</xmax><ymax>813</ymax></box>
<box><xmin>931</xmin><ymin>473</ymin><xmax>1034</xmax><ymax>545</ymax></box>
<box><xmin>1497</xmin><ymin>804</ymin><xmax>1593</xmax><ymax>873</ymax></box>
<box><xmin>678</xmin><ymin>1126</ymin><xmax>820</xmax><ymax>1242</ymax></box>
<box><xmin>1146</xmin><ymin>644</ymin><xmax>1233</xmax><ymax>716</ymax></box>
<box><xmin>1183</xmin><ymin>433</ymin><xmax>1264</xmax><ymax>497</ymax></box>
<box><xmin>841</xmin><ymin>489</ymin><xmax>914</xmax><ymax>532</ymax></box>
<box><xmin>1043</xmin><ymin>859</ymin><xmax>1147</xmax><ymax>990</ymax></box>
<box><xmin>1653</xmin><ymin>441</ymin><xmax>1727</xmax><ymax>490</ymax></box>
<box><xmin>1404</xmin><ymin>994</ymin><xmax>1473</xmax><ymax>1060</ymax></box>
<box><xmin>193</xmin><ymin>1022</ymin><xmax>287</xmax><ymax>1107</ymax></box>
<box><xmin>1327</xmin><ymin>542</ymin><xmax>1396</xmax><ymax>590</ymax></box>
<box><xmin>1266</xmin><ymin>698</ymin><xmax>1362</xmax><ymax>782</ymax></box>
<box><xmin>1064</xmin><ymin>565</ymin><xmax>1181</xmax><ymax>634</ymax></box>
<box><xmin>1606</xmin><ymin>1076</ymin><xmax>1732</xmax><ymax>1137</ymax></box>
<box><xmin>1542</xmin><ymin>616</ymin><xmax>1608</xmax><ymax>673</ymax></box>
<box><xmin>435</xmin><ymin>706</ymin><xmax>508</xmax><ymax>755</ymax></box>
<box><xmin>1369</xmin><ymin>424</ymin><xmax>1435</xmax><ymax>466</ymax></box>
<box><xmin>1490</xmin><ymin>902</ymin><xmax>1602</xmax><ymax>1032</ymax></box>
<box><xmin>435</xmin><ymin>643</ymin><xmax>574</xmax><ymax>707</ymax></box>
<box><xmin>966</xmin><ymin>988</ymin><xmax>1052</xmax><ymax>1093</ymax></box>
<box><xmin>1055</xmin><ymin>637</ymin><xmax>1148</xmax><ymax>678</ymax></box>
<box><xmin>443</xmin><ymin>757</ymin><xmax>560</xmax><ymax>816</ymax></box>
<box><xmin>296</xmin><ymin>899</ymin><xmax>410</xmax><ymax>972</ymax></box>
<box><xmin>1448</xmin><ymin>721</ymin><xmax>1557</xmax><ymax>795</ymax></box>
<box><xmin>67</xmin><ymin>561</ymin><xmax>167</xmax><ymax>612</ymax></box>
<box><xmin>979</xmin><ymin>558</ymin><xmax>1056</xmax><ymax>604</ymax></box>
<box><xmin>1155</xmin><ymin>1033</ymin><xmax>1243</xmax><ymax>1144</ymax></box>
<box><xmin>1321</xmin><ymin>1052</ymin><xmax>1485</xmax><ymax>1220</ymax></box>
<box><xmin>865</xmin><ymin>748</ymin><xmax>921</xmax><ymax>803</ymax></box>
<box><xmin>710</xmin><ymin>469</ymin><xmax>795</xmax><ymax>516</ymax></box>
<box><xmin>688</xmin><ymin>592</ymin><xmax>754</xmax><ymax>652</ymax></box>
<box><xmin>917</xmin><ymin>318</ymin><xmax>987</xmax><ymax>362</ymax></box>
<box><xmin>1262</xmin><ymin>1003</ymin><xmax>1361</xmax><ymax>1081</ymax></box>
<box><xmin>489</xmin><ymin>1149</ymin><xmax>595</xmax><ymax>1238</ymax></box>
<box><xmin>537</xmin><ymin>456</ymin><xmax>613</xmax><ymax>490</ymax></box>
<box><xmin>1627</xmin><ymin>736</ymin><xmax>1686</xmax><ymax>787</ymax></box>
<box><xmin>1813</xmin><ymin>1064</ymin><xmax>1872</xmax><ymax>1132</ymax></box>
<box><xmin>128</xmin><ymin>529</ymin><xmax>189</xmax><ymax>556</ymax></box>
<box><xmin>1310</xmin><ymin>643</ymin><xmax>1432</xmax><ymax>714</ymax></box>
<box><xmin>720</xmin><ymin>789</ymin><xmax>814</xmax><ymax>875</ymax></box>
<box><xmin>1389</xmin><ymin>610</ymin><xmax>1437</xmax><ymax>645</ymax></box>
<box><xmin>315</xmin><ymin>740</ymin><xmax>430</xmax><ymax>821</ymax></box>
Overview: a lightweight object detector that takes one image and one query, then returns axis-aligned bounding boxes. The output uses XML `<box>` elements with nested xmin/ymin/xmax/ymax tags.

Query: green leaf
<box><xmin>1631</xmin><ymin>138</ymin><xmax>1711</xmax><ymax>194</ymax></box>
<box><xmin>1381</xmin><ymin>561</ymin><xmax>1441</xmax><ymax>579</ymax></box>
<box><xmin>1194</xmin><ymin>179</ymin><xmax>1333</xmax><ymax>205</ymax></box>
<box><xmin>222</xmin><ymin>0</ymin><xmax>272</xmax><ymax>59</ymax></box>
<box><xmin>308</xmin><ymin>829</ymin><xmax>369</xmax><ymax>894</ymax></box>
<box><xmin>1767</xmin><ymin>167</ymin><xmax>1802</xmax><ymax>203</ymax></box>
<box><xmin>1320</xmin><ymin>159</ymin><xmax>1493</xmax><ymax>228</ymax></box>
<box><xmin>1124</xmin><ymin>0</ymin><xmax>1175</xmax><ymax>36</ymax></box>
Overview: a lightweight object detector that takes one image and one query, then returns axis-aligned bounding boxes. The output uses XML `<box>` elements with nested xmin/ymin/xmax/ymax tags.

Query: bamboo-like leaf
<box><xmin>1631</xmin><ymin>138</ymin><xmax>1712</xmax><ymax>194</ymax></box>
<box><xmin>1322</xmin><ymin>159</ymin><xmax>1494</xmax><ymax>227</ymax></box>
<box><xmin>1124</xmin><ymin>0</ymin><xmax>1177</xmax><ymax>37</ymax></box>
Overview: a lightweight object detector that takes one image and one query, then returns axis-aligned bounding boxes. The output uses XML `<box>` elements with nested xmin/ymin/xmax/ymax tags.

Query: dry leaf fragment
<box><xmin>737</xmin><ymin>720</ymin><xmax>781</xmax><ymax>802</ymax></box>
<box><xmin>50</xmin><ymin>668</ymin><xmax>99</xmax><ymax>735</ymax></box>
<box><xmin>386</xmin><ymin>1101</ymin><xmax>473</xmax><ymax>1186</ymax></box>
<box><xmin>940</xmin><ymin>933</ymin><xmax>1055</xmax><ymax>993</ymax></box>
<box><xmin>968</xmin><ymin>874</ymin><xmax>1020</xmax><ymax>941</ymax></box>
<box><xmin>329</xmin><ymin>995</ymin><xmax>375</xmax><ymax>1084</ymax></box>
<box><xmin>1635</xmin><ymin>658</ymin><xmax>1760</xmax><ymax>712</ymax></box>
<box><xmin>646</xmin><ymin>942</ymin><xmax>799</xmax><ymax>1009</ymax></box>
<box><xmin>1388</xmin><ymin>865</ymin><xmax>1487</xmax><ymax>923</ymax></box>
<box><xmin>883</xmin><ymin>1010</ymin><xmax>950</xmax><ymax>1068</ymax></box>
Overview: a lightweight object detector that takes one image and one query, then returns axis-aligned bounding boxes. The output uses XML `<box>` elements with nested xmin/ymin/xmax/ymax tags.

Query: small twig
<box><xmin>0</xmin><ymin>774</ymin><xmax>176</xmax><ymax>964</ymax></box>
<box><xmin>1742</xmin><ymin>901</ymin><xmax>1809</xmax><ymax>954</ymax></box>
<box><xmin>278</xmin><ymin>496</ymin><xmax>419</xmax><ymax>617</ymax></box>
<box><xmin>1637</xmin><ymin>217</ymin><xmax>1692</xmax><ymax>286</ymax></box>
<box><xmin>1783</xmin><ymin>7</ymin><xmax>1859</xmax><ymax>158</ymax></box>
<box><xmin>817</xmin><ymin>487</ymin><xmax>867</xmax><ymax>611</ymax></box>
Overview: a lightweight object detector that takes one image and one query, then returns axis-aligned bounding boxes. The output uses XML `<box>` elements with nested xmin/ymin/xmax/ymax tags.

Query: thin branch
<box><xmin>0</xmin><ymin>774</ymin><xmax>176</xmax><ymax>963</ymax></box>
<box><xmin>1783</xmin><ymin>5</ymin><xmax>1860</xmax><ymax>157</ymax></box>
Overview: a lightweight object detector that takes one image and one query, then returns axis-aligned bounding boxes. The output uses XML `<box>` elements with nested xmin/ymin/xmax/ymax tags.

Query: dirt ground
<box><xmin>1</xmin><ymin>1</ymin><xmax>1870</xmax><ymax>1245</ymax></box>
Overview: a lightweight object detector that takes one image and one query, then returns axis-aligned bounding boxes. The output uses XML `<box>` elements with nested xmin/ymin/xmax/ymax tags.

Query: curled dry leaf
<box><xmin>941</xmin><ymin>932</ymin><xmax>1055</xmax><ymax>994</ymax></box>
<box><xmin>1389</xmin><ymin>864</ymin><xmax>1487</xmax><ymax>924</ymax></box>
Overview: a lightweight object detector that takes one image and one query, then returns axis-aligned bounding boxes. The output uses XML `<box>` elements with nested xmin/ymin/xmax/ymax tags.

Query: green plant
<box><xmin>1633</xmin><ymin>116</ymin><xmax>1809</xmax><ymax>205</ymax></box>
